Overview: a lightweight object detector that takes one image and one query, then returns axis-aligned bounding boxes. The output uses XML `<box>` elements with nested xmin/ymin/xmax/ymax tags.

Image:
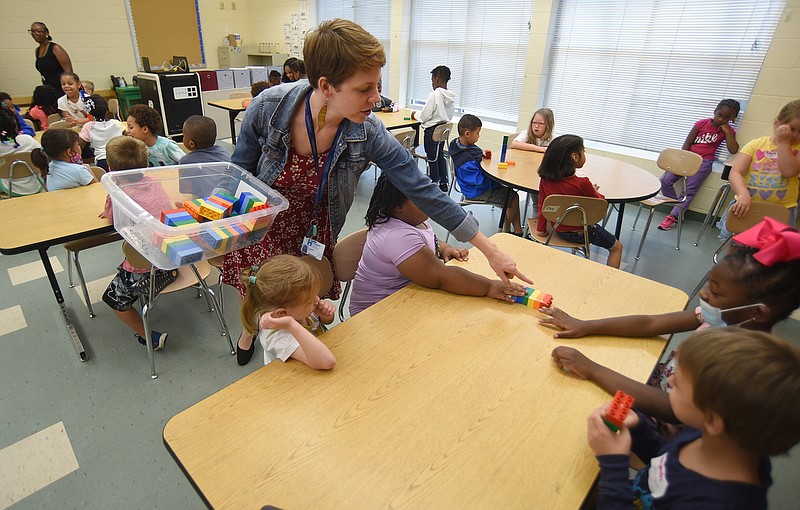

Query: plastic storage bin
<box><xmin>101</xmin><ymin>162</ymin><xmax>288</xmax><ymax>269</ymax></box>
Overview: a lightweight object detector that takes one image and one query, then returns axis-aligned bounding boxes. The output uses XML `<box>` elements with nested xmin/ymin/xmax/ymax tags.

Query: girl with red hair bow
<box><xmin>544</xmin><ymin>217</ymin><xmax>800</xmax><ymax>423</ymax></box>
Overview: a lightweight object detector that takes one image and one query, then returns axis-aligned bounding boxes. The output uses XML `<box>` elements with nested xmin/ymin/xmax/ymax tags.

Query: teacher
<box><xmin>225</xmin><ymin>18</ymin><xmax>531</xmax><ymax>365</ymax></box>
<box><xmin>30</xmin><ymin>21</ymin><xmax>73</xmax><ymax>91</ymax></box>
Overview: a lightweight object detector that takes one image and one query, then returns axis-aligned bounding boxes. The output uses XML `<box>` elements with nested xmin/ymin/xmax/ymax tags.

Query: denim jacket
<box><xmin>231</xmin><ymin>82</ymin><xmax>479</xmax><ymax>242</ymax></box>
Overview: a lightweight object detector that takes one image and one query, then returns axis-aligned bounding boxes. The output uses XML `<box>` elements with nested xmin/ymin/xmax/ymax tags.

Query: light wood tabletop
<box><xmin>207</xmin><ymin>99</ymin><xmax>250</xmax><ymax>145</ymax></box>
<box><xmin>0</xmin><ymin>183</ymin><xmax>111</xmax><ymax>254</ymax></box>
<box><xmin>484</xmin><ymin>149</ymin><xmax>660</xmax><ymax>203</ymax></box>
<box><xmin>374</xmin><ymin>108</ymin><xmax>421</xmax><ymax>131</ymax></box>
<box><xmin>163</xmin><ymin>234</ymin><xmax>686</xmax><ymax>509</ymax></box>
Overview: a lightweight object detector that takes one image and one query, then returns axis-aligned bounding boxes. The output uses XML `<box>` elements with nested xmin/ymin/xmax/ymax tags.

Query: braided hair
<box><xmin>716</xmin><ymin>99</ymin><xmax>741</xmax><ymax>120</ymax></box>
<box><xmin>364</xmin><ymin>174</ymin><xmax>409</xmax><ymax>229</ymax></box>
<box><xmin>0</xmin><ymin>108</ymin><xmax>20</xmax><ymax>146</ymax></box>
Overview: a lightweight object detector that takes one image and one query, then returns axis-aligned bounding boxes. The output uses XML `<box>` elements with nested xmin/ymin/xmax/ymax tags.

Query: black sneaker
<box><xmin>439</xmin><ymin>182</ymin><xmax>449</xmax><ymax>193</ymax></box>
<box><xmin>236</xmin><ymin>334</ymin><xmax>258</xmax><ymax>366</ymax></box>
<box><xmin>136</xmin><ymin>330</ymin><xmax>167</xmax><ymax>351</ymax></box>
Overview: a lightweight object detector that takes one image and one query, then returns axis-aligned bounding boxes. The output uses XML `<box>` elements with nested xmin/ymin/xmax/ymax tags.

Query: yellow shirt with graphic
<box><xmin>739</xmin><ymin>136</ymin><xmax>800</xmax><ymax>208</ymax></box>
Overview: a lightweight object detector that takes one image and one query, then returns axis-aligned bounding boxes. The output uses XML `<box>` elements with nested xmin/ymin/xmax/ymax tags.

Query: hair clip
<box><xmin>251</xmin><ymin>264</ymin><xmax>260</xmax><ymax>273</ymax></box>
<box><xmin>248</xmin><ymin>275</ymin><xmax>257</xmax><ymax>285</ymax></box>
<box><xmin>733</xmin><ymin>217</ymin><xmax>800</xmax><ymax>266</ymax></box>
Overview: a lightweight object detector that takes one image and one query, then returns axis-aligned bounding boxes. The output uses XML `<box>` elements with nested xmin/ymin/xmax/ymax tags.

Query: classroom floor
<box><xmin>1</xmin><ymin>148</ymin><xmax>798</xmax><ymax>509</ymax></box>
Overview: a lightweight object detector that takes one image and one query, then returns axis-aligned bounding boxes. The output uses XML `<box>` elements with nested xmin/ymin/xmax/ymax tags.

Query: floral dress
<box><xmin>222</xmin><ymin>147</ymin><xmax>341</xmax><ymax>299</ymax></box>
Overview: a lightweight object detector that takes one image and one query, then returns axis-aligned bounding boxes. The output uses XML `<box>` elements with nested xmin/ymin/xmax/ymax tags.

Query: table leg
<box><xmin>39</xmin><ymin>248</ymin><xmax>87</xmax><ymax>361</ymax></box>
<box><xmin>614</xmin><ymin>203</ymin><xmax>626</xmax><ymax>239</ymax></box>
<box><xmin>229</xmin><ymin>111</ymin><xmax>238</xmax><ymax>145</ymax></box>
<box><xmin>498</xmin><ymin>187</ymin><xmax>511</xmax><ymax>230</ymax></box>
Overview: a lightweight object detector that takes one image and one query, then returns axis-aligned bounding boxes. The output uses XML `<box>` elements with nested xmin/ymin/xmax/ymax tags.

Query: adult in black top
<box><xmin>30</xmin><ymin>22</ymin><xmax>73</xmax><ymax>91</ymax></box>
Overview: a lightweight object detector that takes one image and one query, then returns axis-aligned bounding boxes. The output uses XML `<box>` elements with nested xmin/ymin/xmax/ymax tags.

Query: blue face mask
<box><xmin>699</xmin><ymin>299</ymin><xmax>764</xmax><ymax>328</ymax></box>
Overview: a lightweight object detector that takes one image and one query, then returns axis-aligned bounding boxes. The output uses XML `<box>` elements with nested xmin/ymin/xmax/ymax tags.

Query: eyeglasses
<box><xmin>531</xmin><ymin>121</ymin><xmax>546</xmax><ymax>126</ymax></box>
<box><xmin>28</xmin><ymin>29</ymin><xmax>46</xmax><ymax>34</ymax></box>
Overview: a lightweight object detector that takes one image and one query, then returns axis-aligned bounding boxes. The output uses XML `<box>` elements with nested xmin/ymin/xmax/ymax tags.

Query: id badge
<box><xmin>301</xmin><ymin>236</ymin><xmax>326</xmax><ymax>260</ymax></box>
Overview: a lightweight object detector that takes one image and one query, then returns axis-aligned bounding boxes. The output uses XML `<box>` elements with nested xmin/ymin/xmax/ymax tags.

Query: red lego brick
<box><xmin>603</xmin><ymin>390</ymin><xmax>635</xmax><ymax>432</ymax></box>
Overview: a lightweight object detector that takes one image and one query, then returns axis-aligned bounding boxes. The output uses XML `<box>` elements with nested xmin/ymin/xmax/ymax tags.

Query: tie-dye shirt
<box><xmin>738</xmin><ymin>136</ymin><xmax>800</xmax><ymax>208</ymax></box>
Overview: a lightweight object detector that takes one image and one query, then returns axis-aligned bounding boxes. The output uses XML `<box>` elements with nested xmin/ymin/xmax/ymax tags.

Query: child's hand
<box><xmin>587</xmin><ymin>406</ymin><xmax>636</xmax><ymax>456</ymax></box>
<box><xmin>731</xmin><ymin>196</ymin><xmax>751</xmax><ymax>217</ymax></box>
<box><xmin>720</xmin><ymin>123</ymin><xmax>733</xmax><ymax>135</ymax></box>
<box><xmin>314</xmin><ymin>298</ymin><xmax>335</xmax><ymax>322</ymax></box>
<box><xmin>442</xmin><ymin>246</ymin><xmax>469</xmax><ymax>262</ymax></box>
<box><xmin>535</xmin><ymin>230</ymin><xmax>547</xmax><ymax>237</ymax></box>
<box><xmin>98</xmin><ymin>210</ymin><xmax>107</xmax><ymax>219</ymax></box>
<box><xmin>487</xmin><ymin>280</ymin><xmax>526</xmax><ymax>302</ymax></box>
<box><xmin>593</xmin><ymin>183</ymin><xmax>600</xmax><ymax>191</ymax></box>
<box><xmin>484</xmin><ymin>149</ymin><xmax>492</xmax><ymax>159</ymax></box>
<box><xmin>259</xmin><ymin>311</ymin><xmax>296</xmax><ymax>331</ymax></box>
<box><xmin>539</xmin><ymin>307</ymin><xmax>589</xmax><ymax>338</ymax></box>
<box><xmin>551</xmin><ymin>346</ymin><xmax>597</xmax><ymax>380</ymax></box>
<box><xmin>775</xmin><ymin>124</ymin><xmax>793</xmax><ymax>145</ymax></box>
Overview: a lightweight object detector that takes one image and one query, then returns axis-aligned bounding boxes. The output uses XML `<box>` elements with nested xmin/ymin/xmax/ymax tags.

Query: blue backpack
<box><xmin>455</xmin><ymin>160</ymin><xmax>493</xmax><ymax>199</ymax></box>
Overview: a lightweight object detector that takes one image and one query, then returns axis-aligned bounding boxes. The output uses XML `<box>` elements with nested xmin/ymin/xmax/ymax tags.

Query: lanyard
<box><xmin>304</xmin><ymin>92</ymin><xmax>343</xmax><ymax>230</ymax></box>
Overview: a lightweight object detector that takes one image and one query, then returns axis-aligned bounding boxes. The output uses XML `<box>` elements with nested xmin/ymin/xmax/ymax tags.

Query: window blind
<box><xmin>544</xmin><ymin>0</ymin><xmax>784</xmax><ymax>154</ymax></box>
<box><xmin>408</xmin><ymin>0</ymin><xmax>533</xmax><ymax>124</ymax></box>
<box><xmin>317</xmin><ymin>1</ymin><xmax>392</xmax><ymax>95</ymax></box>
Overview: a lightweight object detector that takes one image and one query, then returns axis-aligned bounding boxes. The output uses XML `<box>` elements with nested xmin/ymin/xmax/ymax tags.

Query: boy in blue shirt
<box><xmin>178</xmin><ymin>115</ymin><xmax>232</xmax><ymax>197</ymax></box>
<box><xmin>588</xmin><ymin>328</ymin><xmax>800</xmax><ymax>509</ymax></box>
<box><xmin>126</xmin><ymin>104</ymin><xmax>184</xmax><ymax>167</ymax></box>
<box><xmin>449</xmin><ymin>114</ymin><xmax>523</xmax><ymax>236</ymax></box>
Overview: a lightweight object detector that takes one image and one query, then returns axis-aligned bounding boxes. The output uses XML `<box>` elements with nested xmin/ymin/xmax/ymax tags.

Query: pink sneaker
<box><xmin>658</xmin><ymin>215</ymin><xmax>678</xmax><ymax>231</ymax></box>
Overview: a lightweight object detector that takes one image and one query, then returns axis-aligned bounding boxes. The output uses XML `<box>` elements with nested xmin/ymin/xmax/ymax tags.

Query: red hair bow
<box><xmin>732</xmin><ymin>217</ymin><xmax>800</xmax><ymax>266</ymax></box>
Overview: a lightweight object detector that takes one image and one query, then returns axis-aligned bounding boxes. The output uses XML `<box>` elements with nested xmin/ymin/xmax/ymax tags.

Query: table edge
<box><xmin>0</xmin><ymin>225</ymin><xmax>115</xmax><ymax>256</ymax></box>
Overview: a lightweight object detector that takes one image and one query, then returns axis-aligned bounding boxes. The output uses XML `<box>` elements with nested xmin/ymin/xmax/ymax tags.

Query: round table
<box><xmin>482</xmin><ymin>149</ymin><xmax>660</xmax><ymax>237</ymax></box>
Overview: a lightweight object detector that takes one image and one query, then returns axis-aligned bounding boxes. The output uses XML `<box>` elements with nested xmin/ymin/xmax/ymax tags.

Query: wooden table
<box><xmin>207</xmin><ymin>98</ymin><xmax>248</xmax><ymax>145</ymax></box>
<box><xmin>0</xmin><ymin>184</ymin><xmax>113</xmax><ymax>360</ymax></box>
<box><xmin>374</xmin><ymin>108</ymin><xmax>421</xmax><ymax>145</ymax></box>
<box><xmin>164</xmin><ymin>234</ymin><xmax>686</xmax><ymax>509</ymax></box>
<box><xmin>484</xmin><ymin>149</ymin><xmax>661</xmax><ymax>237</ymax></box>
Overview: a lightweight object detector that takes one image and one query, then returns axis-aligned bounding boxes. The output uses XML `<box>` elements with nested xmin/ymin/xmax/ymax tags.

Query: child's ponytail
<box><xmin>538</xmin><ymin>134</ymin><xmax>584</xmax><ymax>181</ymax></box>
<box><xmin>30</xmin><ymin>148</ymin><xmax>50</xmax><ymax>177</ymax></box>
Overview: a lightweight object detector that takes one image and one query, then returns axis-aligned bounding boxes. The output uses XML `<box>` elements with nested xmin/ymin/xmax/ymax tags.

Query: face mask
<box><xmin>699</xmin><ymin>299</ymin><xmax>764</xmax><ymax>328</ymax></box>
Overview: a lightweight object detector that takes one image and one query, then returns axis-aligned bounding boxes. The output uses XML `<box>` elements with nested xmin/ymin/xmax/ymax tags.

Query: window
<box><xmin>544</xmin><ymin>0</ymin><xmax>785</xmax><ymax>153</ymax></box>
<box><xmin>317</xmin><ymin>0</ymin><xmax>392</xmax><ymax>94</ymax></box>
<box><xmin>408</xmin><ymin>0</ymin><xmax>533</xmax><ymax>124</ymax></box>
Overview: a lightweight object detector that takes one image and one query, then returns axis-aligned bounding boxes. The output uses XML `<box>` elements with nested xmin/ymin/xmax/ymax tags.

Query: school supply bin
<box><xmin>101</xmin><ymin>162</ymin><xmax>288</xmax><ymax>269</ymax></box>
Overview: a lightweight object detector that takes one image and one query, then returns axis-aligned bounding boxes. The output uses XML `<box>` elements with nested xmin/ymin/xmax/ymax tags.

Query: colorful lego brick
<box><xmin>207</xmin><ymin>192</ymin><xmax>236</xmax><ymax>216</ymax></box>
<box><xmin>500</xmin><ymin>134</ymin><xmax>509</xmax><ymax>162</ymax></box>
<box><xmin>497</xmin><ymin>162</ymin><xmax>508</xmax><ymax>169</ymax></box>
<box><xmin>507</xmin><ymin>160</ymin><xmax>516</xmax><ymax>165</ymax></box>
<box><xmin>161</xmin><ymin>208</ymin><xmax>199</xmax><ymax>227</ymax></box>
<box><xmin>249</xmin><ymin>200</ymin><xmax>271</xmax><ymax>212</ymax></box>
<box><xmin>161</xmin><ymin>235</ymin><xmax>204</xmax><ymax>266</ymax></box>
<box><xmin>603</xmin><ymin>390</ymin><xmax>635</xmax><ymax>432</ymax></box>
<box><xmin>183</xmin><ymin>199</ymin><xmax>207</xmax><ymax>222</ymax></box>
<box><xmin>199</xmin><ymin>199</ymin><xmax>228</xmax><ymax>221</ymax></box>
<box><xmin>232</xmin><ymin>192</ymin><xmax>259</xmax><ymax>215</ymax></box>
<box><xmin>512</xmin><ymin>287</ymin><xmax>553</xmax><ymax>310</ymax></box>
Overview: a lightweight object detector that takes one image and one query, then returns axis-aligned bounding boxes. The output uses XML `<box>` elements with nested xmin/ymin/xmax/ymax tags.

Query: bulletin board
<box><xmin>126</xmin><ymin>0</ymin><xmax>205</xmax><ymax>70</ymax></box>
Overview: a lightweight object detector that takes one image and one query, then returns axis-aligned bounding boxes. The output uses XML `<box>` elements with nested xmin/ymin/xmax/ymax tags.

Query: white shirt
<box><xmin>80</xmin><ymin>120</ymin><xmax>125</xmax><ymax>161</ymax></box>
<box><xmin>514</xmin><ymin>130</ymin><xmax>550</xmax><ymax>147</ymax></box>
<box><xmin>0</xmin><ymin>135</ymin><xmax>45</xmax><ymax>196</ymax></box>
<box><xmin>57</xmin><ymin>94</ymin><xmax>86</xmax><ymax>120</ymax></box>
<box><xmin>418</xmin><ymin>88</ymin><xmax>457</xmax><ymax>129</ymax></box>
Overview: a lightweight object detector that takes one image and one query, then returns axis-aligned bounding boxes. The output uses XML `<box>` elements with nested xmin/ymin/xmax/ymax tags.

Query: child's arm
<box><xmin>397</xmin><ymin>245</ymin><xmax>525</xmax><ymax>302</ymax></box>
<box><xmin>510</xmin><ymin>138</ymin><xmax>547</xmax><ymax>153</ymax></box>
<box><xmin>721</xmin><ymin>123</ymin><xmax>739</xmax><ymax>153</ymax></box>
<box><xmin>775</xmin><ymin>124</ymin><xmax>800</xmax><ymax>178</ymax></box>
<box><xmin>681</xmin><ymin>126</ymin><xmax>699</xmax><ymax>151</ymax></box>
<box><xmin>728</xmin><ymin>153</ymin><xmax>754</xmax><ymax>217</ymax></box>
<box><xmin>411</xmin><ymin>91</ymin><xmax>435</xmax><ymax>122</ymax></box>
<box><xmin>552</xmin><ymin>346</ymin><xmax>677</xmax><ymax>422</ymax></box>
<box><xmin>539</xmin><ymin>306</ymin><xmax>701</xmax><ymax>338</ymax></box>
<box><xmin>314</xmin><ymin>299</ymin><xmax>335</xmax><ymax>325</ymax></box>
<box><xmin>260</xmin><ymin>312</ymin><xmax>336</xmax><ymax>370</ymax></box>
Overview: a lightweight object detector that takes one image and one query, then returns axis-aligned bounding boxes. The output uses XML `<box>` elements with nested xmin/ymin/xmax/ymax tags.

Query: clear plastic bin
<box><xmin>101</xmin><ymin>162</ymin><xmax>288</xmax><ymax>269</ymax></box>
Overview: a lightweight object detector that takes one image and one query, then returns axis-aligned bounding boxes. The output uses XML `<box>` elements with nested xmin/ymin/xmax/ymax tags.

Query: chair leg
<box><xmin>217</xmin><ymin>273</ymin><xmax>224</xmax><ymax>315</ymax></box>
<box><xmin>634</xmin><ymin>207</ymin><xmax>656</xmax><ymax>260</ymax></box>
<box><xmin>66</xmin><ymin>248</ymin><xmax>75</xmax><ymax>288</ymax></box>
<box><xmin>675</xmin><ymin>214</ymin><xmax>683</xmax><ymax>251</ymax></box>
<box><xmin>143</xmin><ymin>267</ymin><xmax>158</xmax><ymax>379</ymax></box>
<box><xmin>693</xmin><ymin>184</ymin><xmax>730</xmax><ymax>246</ymax></box>
<box><xmin>190</xmin><ymin>264</ymin><xmax>234</xmax><ymax>354</ymax></box>
<box><xmin>631</xmin><ymin>203</ymin><xmax>644</xmax><ymax>231</ymax></box>
<box><xmin>338</xmin><ymin>281</ymin><xmax>352</xmax><ymax>323</ymax></box>
<box><xmin>72</xmin><ymin>251</ymin><xmax>96</xmax><ymax>318</ymax></box>
<box><xmin>688</xmin><ymin>271</ymin><xmax>710</xmax><ymax>303</ymax></box>
<box><xmin>602</xmin><ymin>204</ymin><xmax>615</xmax><ymax>228</ymax></box>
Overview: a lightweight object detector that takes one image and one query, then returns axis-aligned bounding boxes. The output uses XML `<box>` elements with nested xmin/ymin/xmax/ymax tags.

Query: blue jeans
<box><xmin>424</xmin><ymin>126</ymin><xmax>448</xmax><ymax>185</ymax></box>
<box><xmin>717</xmin><ymin>201</ymin><xmax>797</xmax><ymax>240</ymax></box>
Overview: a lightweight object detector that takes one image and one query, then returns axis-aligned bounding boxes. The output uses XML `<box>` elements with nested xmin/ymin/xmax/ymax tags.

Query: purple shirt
<box><xmin>349</xmin><ymin>217</ymin><xmax>436</xmax><ymax>316</ymax></box>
